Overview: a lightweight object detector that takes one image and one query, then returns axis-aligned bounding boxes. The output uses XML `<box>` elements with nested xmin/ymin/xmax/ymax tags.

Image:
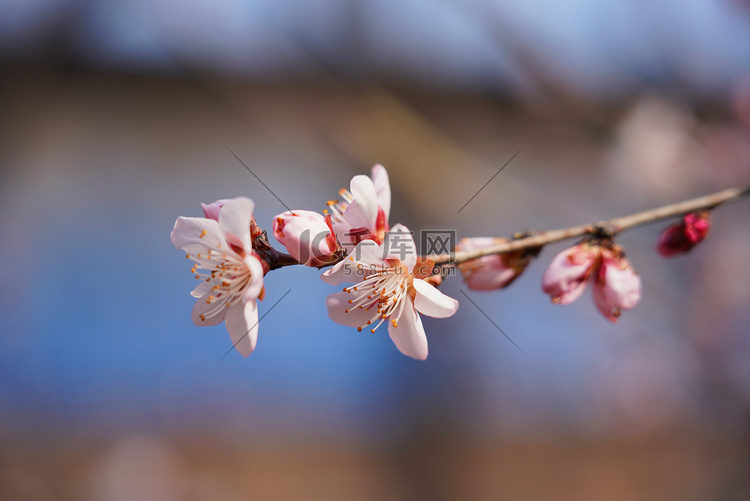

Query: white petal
<box><xmin>371</xmin><ymin>164</ymin><xmax>391</xmax><ymax>220</ymax></box>
<box><xmin>326</xmin><ymin>292</ymin><xmax>379</xmax><ymax>327</ymax></box>
<box><xmin>385</xmin><ymin>224</ymin><xmax>417</xmax><ymax>270</ymax></box>
<box><xmin>191</xmin><ymin>294</ymin><xmax>226</xmax><ymax>327</ymax></box>
<box><xmin>321</xmin><ymin>259</ymin><xmax>353</xmax><ymax>285</ymax></box>
<box><xmin>224</xmin><ymin>300</ymin><xmax>259</xmax><ymax>357</ymax></box>
<box><xmin>388</xmin><ymin>298</ymin><xmax>428</xmax><ymax>360</ymax></box>
<box><xmin>343</xmin><ymin>175</ymin><xmax>378</xmax><ymax>231</ymax></box>
<box><xmin>243</xmin><ymin>255</ymin><xmax>265</xmax><ymax>299</ymax></box>
<box><xmin>321</xmin><ymin>240</ymin><xmax>383</xmax><ymax>285</ymax></box>
<box><xmin>412</xmin><ymin>279</ymin><xmax>459</xmax><ymax>318</ymax></box>
<box><xmin>191</xmin><ymin>281</ymin><xmax>213</xmax><ymax>298</ymax></box>
<box><xmin>218</xmin><ymin>197</ymin><xmax>255</xmax><ymax>252</ymax></box>
<box><xmin>171</xmin><ymin>217</ymin><xmax>223</xmax><ymax>250</ymax></box>
<box><xmin>350</xmin><ymin>239</ymin><xmax>385</xmax><ymax>265</ymax></box>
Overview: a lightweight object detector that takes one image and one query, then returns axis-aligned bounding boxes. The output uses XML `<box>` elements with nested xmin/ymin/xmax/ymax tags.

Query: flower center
<box><xmin>342</xmin><ymin>263</ymin><xmax>411</xmax><ymax>333</ymax></box>
<box><xmin>189</xmin><ymin>241</ymin><xmax>254</xmax><ymax>321</ymax></box>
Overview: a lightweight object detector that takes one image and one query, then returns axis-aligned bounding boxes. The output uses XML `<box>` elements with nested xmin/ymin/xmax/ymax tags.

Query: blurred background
<box><xmin>1</xmin><ymin>0</ymin><xmax>750</xmax><ymax>499</ymax></box>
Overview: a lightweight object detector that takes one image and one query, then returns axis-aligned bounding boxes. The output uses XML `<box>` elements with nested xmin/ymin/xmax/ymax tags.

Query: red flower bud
<box><xmin>656</xmin><ymin>212</ymin><xmax>710</xmax><ymax>257</ymax></box>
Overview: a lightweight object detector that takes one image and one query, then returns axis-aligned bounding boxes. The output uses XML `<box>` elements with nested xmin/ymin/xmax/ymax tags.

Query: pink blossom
<box><xmin>326</xmin><ymin>164</ymin><xmax>390</xmax><ymax>250</ymax></box>
<box><xmin>322</xmin><ymin>224</ymin><xmax>458</xmax><ymax>360</ymax></box>
<box><xmin>542</xmin><ymin>242</ymin><xmax>601</xmax><ymax>305</ymax></box>
<box><xmin>656</xmin><ymin>212</ymin><xmax>710</xmax><ymax>257</ymax></box>
<box><xmin>593</xmin><ymin>250</ymin><xmax>642</xmax><ymax>322</ymax></box>
<box><xmin>543</xmin><ymin>242</ymin><xmax>642</xmax><ymax>322</ymax></box>
<box><xmin>171</xmin><ymin>197</ymin><xmax>264</xmax><ymax>357</ymax></box>
<box><xmin>272</xmin><ymin>210</ymin><xmax>342</xmax><ymax>267</ymax></box>
<box><xmin>456</xmin><ymin>237</ymin><xmax>529</xmax><ymax>290</ymax></box>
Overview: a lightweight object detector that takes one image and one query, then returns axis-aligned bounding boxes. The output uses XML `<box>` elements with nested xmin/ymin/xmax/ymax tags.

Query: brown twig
<box><xmin>429</xmin><ymin>185</ymin><xmax>750</xmax><ymax>266</ymax></box>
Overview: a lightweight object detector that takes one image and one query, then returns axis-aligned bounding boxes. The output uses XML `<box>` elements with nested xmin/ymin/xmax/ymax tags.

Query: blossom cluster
<box><xmin>171</xmin><ymin>165</ymin><xmax>713</xmax><ymax>359</ymax></box>
<box><xmin>171</xmin><ymin>165</ymin><xmax>457</xmax><ymax>359</ymax></box>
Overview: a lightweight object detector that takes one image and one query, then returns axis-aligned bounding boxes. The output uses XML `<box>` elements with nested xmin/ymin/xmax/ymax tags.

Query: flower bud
<box><xmin>542</xmin><ymin>242</ymin><xmax>601</xmax><ymax>304</ymax></box>
<box><xmin>455</xmin><ymin>238</ymin><xmax>530</xmax><ymax>290</ymax></box>
<box><xmin>656</xmin><ymin>212</ymin><xmax>710</xmax><ymax>257</ymax></box>
<box><xmin>273</xmin><ymin>210</ymin><xmax>342</xmax><ymax>267</ymax></box>
<box><xmin>592</xmin><ymin>249</ymin><xmax>641</xmax><ymax>322</ymax></box>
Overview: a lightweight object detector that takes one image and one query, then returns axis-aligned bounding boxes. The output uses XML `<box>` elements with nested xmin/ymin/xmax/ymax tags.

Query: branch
<box><xmin>430</xmin><ymin>185</ymin><xmax>750</xmax><ymax>266</ymax></box>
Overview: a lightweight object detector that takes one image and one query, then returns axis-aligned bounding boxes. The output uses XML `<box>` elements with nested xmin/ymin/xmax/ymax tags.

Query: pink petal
<box><xmin>542</xmin><ymin>245</ymin><xmax>598</xmax><ymax>305</ymax></box>
<box><xmin>201</xmin><ymin>199</ymin><xmax>233</xmax><ymax>221</ymax></box>
<box><xmin>321</xmin><ymin>259</ymin><xmax>356</xmax><ymax>285</ymax></box>
<box><xmin>321</xmin><ymin>240</ymin><xmax>382</xmax><ymax>285</ymax></box>
<box><xmin>224</xmin><ymin>300</ymin><xmax>259</xmax><ymax>357</ymax></box>
<box><xmin>171</xmin><ymin>217</ymin><xmax>223</xmax><ymax>250</ymax></box>
<box><xmin>331</xmin><ymin>219</ymin><xmax>357</xmax><ymax>249</ymax></box>
<box><xmin>601</xmin><ymin>259</ymin><xmax>641</xmax><ymax>310</ymax></box>
<box><xmin>243</xmin><ymin>255</ymin><xmax>265</xmax><ymax>299</ymax></box>
<box><xmin>388</xmin><ymin>298</ymin><xmax>428</xmax><ymax>360</ymax></box>
<box><xmin>412</xmin><ymin>279</ymin><xmax>459</xmax><ymax>318</ymax></box>
<box><xmin>592</xmin><ymin>281</ymin><xmax>619</xmax><ymax>322</ymax></box>
<box><xmin>592</xmin><ymin>256</ymin><xmax>642</xmax><ymax>322</ymax></box>
<box><xmin>465</xmin><ymin>265</ymin><xmax>518</xmax><ymax>291</ymax></box>
<box><xmin>191</xmin><ymin>281</ymin><xmax>213</xmax><ymax>298</ymax></box>
<box><xmin>218</xmin><ymin>197</ymin><xmax>255</xmax><ymax>252</ymax></box>
<box><xmin>326</xmin><ymin>292</ymin><xmax>379</xmax><ymax>328</ymax></box>
<box><xmin>456</xmin><ymin>237</ymin><xmax>519</xmax><ymax>290</ymax></box>
<box><xmin>386</xmin><ymin>224</ymin><xmax>417</xmax><ymax>270</ymax></box>
<box><xmin>343</xmin><ymin>175</ymin><xmax>378</xmax><ymax>231</ymax></box>
<box><xmin>371</xmin><ymin>164</ymin><xmax>391</xmax><ymax>220</ymax></box>
<box><xmin>191</xmin><ymin>294</ymin><xmax>226</xmax><ymax>327</ymax></box>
